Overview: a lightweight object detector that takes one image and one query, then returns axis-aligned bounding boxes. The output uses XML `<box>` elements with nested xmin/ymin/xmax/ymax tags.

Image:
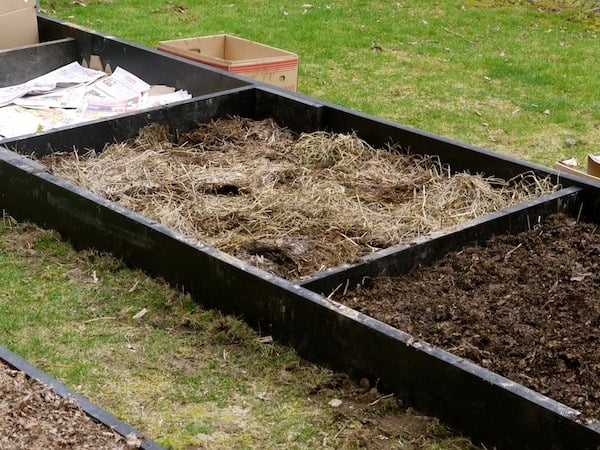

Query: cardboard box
<box><xmin>588</xmin><ymin>154</ymin><xmax>600</xmax><ymax>179</ymax></box>
<box><xmin>0</xmin><ymin>0</ymin><xmax>39</xmax><ymax>51</ymax></box>
<box><xmin>0</xmin><ymin>0</ymin><xmax>36</xmax><ymax>15</ymax></box>
<box><xmin>553</xmin><ymin>156</ymin><xmax>600</xmax><ymax>183</ymax></box>
<box><xmin>158</xmin><ymin>34</ymin><xmax>298</xmax><ymax>91</ymax></box>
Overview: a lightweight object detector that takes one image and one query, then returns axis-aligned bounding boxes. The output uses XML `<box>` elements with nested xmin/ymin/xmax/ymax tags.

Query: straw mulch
<box><xmin>40</xmin><ymin>117</ymin><xmax>557</xmax><ymax>279</ymax></box>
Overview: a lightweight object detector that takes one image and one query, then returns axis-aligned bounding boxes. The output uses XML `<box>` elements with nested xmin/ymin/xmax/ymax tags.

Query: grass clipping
<box><xmin>41</xmin><ymin>117</ymin><xmax>557</xmax><ymax>279</ymax></box>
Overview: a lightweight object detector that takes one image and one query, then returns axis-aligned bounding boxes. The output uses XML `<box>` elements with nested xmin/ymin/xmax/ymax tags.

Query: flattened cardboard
<box><xmin>0</xmin><ymin>5</ymin><xmax>39</xmax><ymax>51</ymax></box>
<box><xmin>0</xmin><ymin>0</ymin><xmax>35</xmax><ymax>15</ymax></box>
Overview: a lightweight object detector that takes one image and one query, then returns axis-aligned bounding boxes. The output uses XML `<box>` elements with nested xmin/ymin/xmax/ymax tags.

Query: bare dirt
<box><xmin>0</xmin><ymin>360</ymin><xmax>142</xmax><ymax>450</ymax></box>
<box><xmin>336</xmin><ymin>212</ymin><xmax>600</xmax><ymax>421</ymax></box>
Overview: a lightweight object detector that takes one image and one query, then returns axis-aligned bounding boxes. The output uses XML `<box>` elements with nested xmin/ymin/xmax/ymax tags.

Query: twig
<box><xmin>504</xmin><ymin>243</ymin><xmax>522</xmax><ymax>261</ymax></box>
<box><xmin>332</xmin><ymin>423</ymin><xmax>347</xmax><ymax>441</ymax></box>
<box><xmin>442</xmin><ymin>26</ymin><xmax>478</xmax><ymax>46</ymax></box>
<box><xmin>368</xmin><ymin>393</ymin><xmax>394</xmax><ymax>406</ymax></box>
<box><xmin>82</xmin><ymin>316</ymin><xmax>116</xmax><ymax>324</ymax></box>
<box><xmin>327</xmin><ymin>283</ymin><xmax>344</xmax><ymax>299</ymax></box>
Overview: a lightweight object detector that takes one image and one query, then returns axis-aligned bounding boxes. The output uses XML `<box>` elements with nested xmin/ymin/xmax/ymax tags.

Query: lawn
<box><xmin>0</xmin><ymin>220</ymin><xmax>478</xmax><ymax>449</ymax></box>
<box><xmin>41</xmin><ymin>0</ymin><xmax>600</xmax><ymax>167</ymax></box>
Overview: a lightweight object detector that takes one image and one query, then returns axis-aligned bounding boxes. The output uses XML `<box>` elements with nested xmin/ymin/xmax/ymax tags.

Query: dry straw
<box><xmin>41</xmin><ymin>117</ymin><xmax>557</xmax><ymax>279</ymax></box>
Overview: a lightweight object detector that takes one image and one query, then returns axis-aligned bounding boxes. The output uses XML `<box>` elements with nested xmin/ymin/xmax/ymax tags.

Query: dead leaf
<box><xmin>570</xmin><ymin>273</ymin><xmax>591</xmax><ymax>282</ymax></box>
<box><xmin>125</xmin><ymin>432</ymin><xmax>143</xmax><ymax>448</ymax></box>
<box><xmin>256</xmin><ymin>392</ymin><xmax>269</xmax><ymax>401</ymax></box>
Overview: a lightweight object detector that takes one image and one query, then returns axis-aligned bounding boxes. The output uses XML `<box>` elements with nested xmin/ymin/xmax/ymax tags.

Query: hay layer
<box><xmin>41</xmin><ymin>117</ymin><xmax>557</xmax><ymax>279</ymax></box>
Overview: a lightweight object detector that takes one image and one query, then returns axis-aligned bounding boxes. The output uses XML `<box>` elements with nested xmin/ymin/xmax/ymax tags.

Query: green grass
<box><xmin>40</xmin><ymin>0</ymin><xmax>599</xmax><ymax>167</ymax></box>
<box><xmin>0</xmin><ymin>222</ymin><xmax>477</xmax><ymax>449</ymax></box>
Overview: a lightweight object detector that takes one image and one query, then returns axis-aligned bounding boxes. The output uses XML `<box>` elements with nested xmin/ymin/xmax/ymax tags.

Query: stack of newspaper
<box><xmin>0</xmin><ymin>62</ymin><xmax>192</xmax><ymax>139</ymax></box>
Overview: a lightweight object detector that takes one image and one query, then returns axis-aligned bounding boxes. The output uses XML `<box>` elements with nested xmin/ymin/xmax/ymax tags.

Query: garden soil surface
<box><xmin>336</xmin><ymin>213</ymin><xmax>600</xmax><ymax>421</ymax></box>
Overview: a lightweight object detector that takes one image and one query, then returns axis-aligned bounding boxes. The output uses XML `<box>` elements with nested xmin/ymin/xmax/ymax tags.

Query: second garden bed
<box><xmin>333</xmin><ymin>212</ymin><xmax>600</xmax><ymax>422</ymax></box>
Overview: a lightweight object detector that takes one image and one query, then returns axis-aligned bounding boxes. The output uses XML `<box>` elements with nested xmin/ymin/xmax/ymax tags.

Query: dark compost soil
<box><xmin>335</xmin><ymin>213</ymin><xmax>600</xmax><ymax>421</ymax></box>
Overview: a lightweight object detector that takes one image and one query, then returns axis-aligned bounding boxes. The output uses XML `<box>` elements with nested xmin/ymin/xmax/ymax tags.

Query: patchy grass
<box><xmin>0</xmin><ymin>220</ymin><xmax>478</xmax><ymax>449</ymax></box>
<box><xmin>40</xmin><ymin>0</ymin><xmax>599</xmax><ymax>167</ymax></box>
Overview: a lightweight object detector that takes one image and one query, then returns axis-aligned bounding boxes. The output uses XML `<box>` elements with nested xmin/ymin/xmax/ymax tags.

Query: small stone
<box><xmin>328</xmin><ymin>398</ymin><xmax>343</xmax><ymax>408</ymax></box>
<box><xmin>359</xmin><ymin>377</ymin><xmax>370</xmax><ymax>390</ymax></box>
<box><xmin>564</xmin><ymin>138</ymin><xmax>577</xmax><ymax>148</ymax></box>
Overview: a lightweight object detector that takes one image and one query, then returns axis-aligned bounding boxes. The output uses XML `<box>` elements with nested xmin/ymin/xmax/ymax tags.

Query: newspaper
<box><xmin>0</xmin><ymin>62</ymin><xmax>192</xmax><ymax>139</ymax></box>
<box><xmin>0</xmin><ymin>62</ymin><xmax>106</xmax><ymax>107</ymax></box>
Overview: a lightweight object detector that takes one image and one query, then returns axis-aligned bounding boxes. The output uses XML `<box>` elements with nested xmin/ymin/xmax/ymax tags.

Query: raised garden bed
<box><xmin>332</xmin><ymin>212</ymin><xmax>600</xmax><ymax>422</ymax></box>
<box><xmin>1</xmin><ymin>16</ymin><xmax>600</xmax><ymax>450</ymax></box>
<box><xmin>38</xmin><ymin>117</ymin><xmax>557</xmax><ymax>279</ymax></box>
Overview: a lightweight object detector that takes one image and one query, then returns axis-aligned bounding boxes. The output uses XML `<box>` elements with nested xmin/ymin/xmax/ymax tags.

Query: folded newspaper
<box><xmin>0</xmin><ymin>62</ymin><xmax>191</xmax><ymax>139</ymax></box>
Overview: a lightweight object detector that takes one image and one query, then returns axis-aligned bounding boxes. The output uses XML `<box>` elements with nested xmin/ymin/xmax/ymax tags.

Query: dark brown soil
<box><xmin>0</xmin><ymin>360</ymin><xmax>142</xmax><ymax>450</ymax></box>
<box><xmin>336</xmin><ymin>213</ymin><xmax>600</xmax><ymax>421</ymax></box>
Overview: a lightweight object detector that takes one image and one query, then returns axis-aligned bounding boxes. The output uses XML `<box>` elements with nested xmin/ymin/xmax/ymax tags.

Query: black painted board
<box><xmin>320</xmin><ymin>104</ymin><xmax>544</xmax><ymax>176</ymax></box>
<box><xmin>0</xmin><ymin>38</ymin><xmax>78</xmax><ymax>87</ymax></box>
<box><xmin>0</xmin><ymin>345</ymin><xmax>164</xmax><ymax>450</ymax></box>
<box><xmin>0</xmin><ymin>147</ymin><xmax>599</xmax><ymax>450</ymax></box>
<box><xmin>299</xmin><ymin>187</ymin><xmax>583</xmax><ymax>295</ymax></box>
<box><xmin>36</xmin><ymin>15</ymin><xmax>250</xmax><ymax>96</ymax></box>
<box><xmin>255</xmin><ymin>87</ymin><xmax>325</xmax><ymax>133</ymax></box>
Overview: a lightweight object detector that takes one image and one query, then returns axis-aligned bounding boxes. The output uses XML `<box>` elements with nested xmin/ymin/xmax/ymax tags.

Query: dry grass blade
<box><xmin>40</xmin><ymin>117</ymin><xmax>558</xmax><ymax>279</ymax></box>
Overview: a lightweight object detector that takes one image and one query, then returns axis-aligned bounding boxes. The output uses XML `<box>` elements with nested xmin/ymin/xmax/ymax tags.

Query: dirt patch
<box><xmin>0</xmin><ymin>360</ymin><xmax>142</xmax><ymax>449</ymax></box>
<box><xmin>39</xmin><ymin>117</ymin><xmax>556</xmax><ymax>279</ymax></box>
<box><xmin>303</xmin><ymin>373</ymin><xmax>479</xmax><ymax>449</ymax></box>
<box><xmin>335</xmin><ymin>213</ymin><xmax>600</xmax><ymax>421</ymax></box>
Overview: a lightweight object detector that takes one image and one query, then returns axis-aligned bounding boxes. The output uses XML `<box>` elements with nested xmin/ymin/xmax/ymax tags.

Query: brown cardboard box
<box><xmin>158</xmin><ymin>34</ymin><xmax>298</xmax><ymax>91</ymax></box>
<box><xmin>0</xmin><ymin>0</ymin><xmax>39</xmax><ymax>51</ymax></box>
<box><xmin>0</xmin><ymin>0</ymin><xmax>36</xmax><ymax>15</ymax></box>
<box><xmin>588</xmin><ymin>154</ymin><xmax>600</xmax><ymax>179</ymax></box>
<box><xmin>554</xmin><ymin>156</ymin><xmax>600</xmax><ymax>183</ymax></box>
